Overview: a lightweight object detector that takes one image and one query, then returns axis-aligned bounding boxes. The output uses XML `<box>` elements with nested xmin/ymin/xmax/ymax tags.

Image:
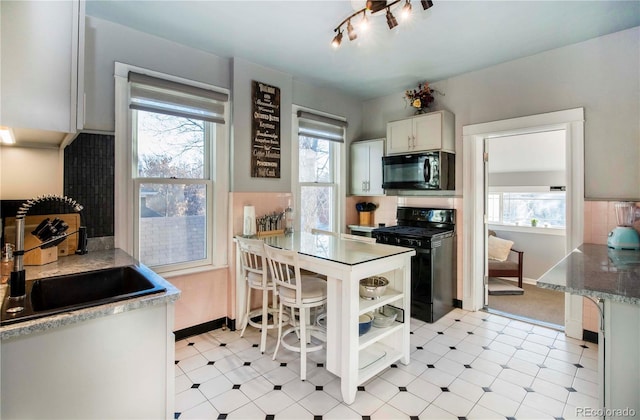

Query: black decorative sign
<box><xmin>251</xmin><ymin>81</ymin><xmax>281</xmax><ymax>178</ymax></box>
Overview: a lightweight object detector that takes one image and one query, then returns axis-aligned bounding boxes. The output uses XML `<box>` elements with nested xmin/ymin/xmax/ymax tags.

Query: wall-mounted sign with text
<box><xmin>251</xmin><ymin>81</ymin><xmax>281</xmax><ymax>178</ymax></box>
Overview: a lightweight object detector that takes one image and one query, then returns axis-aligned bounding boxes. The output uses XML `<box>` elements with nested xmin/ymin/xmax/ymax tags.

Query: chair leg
<box><xmin>260</xmin><ymin>287</ymin><xmax>269</xmax><ymax>354</ymax></box>
<box><xmin>291</xmin><ymin>307</ymin><xmax>299</xmax><ymax>339</ymax></box>
<box><xmin>240</xmin><ymin>284</ymin><xmax>251</xmax><ymax>338</ymax></box>
<box><xmin>272</xmin><ymin>303</ymin><xmax>284</xmax><ymax>361</ymax></box>
<box><xmin>299</xmin><ymin>306</ymin><xmax>307</xmax><ymax>381</ymax></box>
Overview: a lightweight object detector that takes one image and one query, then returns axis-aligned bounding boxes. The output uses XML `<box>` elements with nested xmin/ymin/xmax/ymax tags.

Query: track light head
<box><xmin>331</xmin><ymin>29</ymin><xmax>343</xmax><ymax>48</ymax></box>
<box><xmin>386</xmin><ymin>8</ymin><xmax>398</xmax><ymax>29</ymax></box>
<box><xmin>359</xmin><ymin>10</ymin><xmax>369</xmax><ymax>31</ymax></box>
<box><xmin>347</xmin><ymin>20</ymin><xmax>357</xmax><ymax>41</ymax></box>
<box><xmin>402</xmin><ymin>0</ymin><xmax>412</xmax><ymax>19</ymax></box>
<box><xmin>421</xmin><ymin>0</ymin><xmax>433</xmax><ymax>10</ymax></box>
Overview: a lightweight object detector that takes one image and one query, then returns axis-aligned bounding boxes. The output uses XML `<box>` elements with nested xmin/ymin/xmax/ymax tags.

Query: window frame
<box><xmin>114</xmin><ymin>62</ymin><xmax>230</xmax><ymax>276</ymax></box>
<box><xmin>292</xmin><ymin>107</ymin><xmax>345</xmax><ymax>234</ymax></box>
<box><xmin>487</xmin><ymin>186</ymin><xmax>567</xmax><ymax>233</ymax></box>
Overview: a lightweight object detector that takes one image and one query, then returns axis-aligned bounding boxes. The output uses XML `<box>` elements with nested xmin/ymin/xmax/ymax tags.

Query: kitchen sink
<box><xmin>1</xmin><ymin>265</ymin><xmax>166</xmax><ymax>326</ymax></box>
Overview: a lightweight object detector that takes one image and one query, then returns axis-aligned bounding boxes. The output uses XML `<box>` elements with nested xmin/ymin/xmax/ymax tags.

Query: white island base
<box><xmin>260</xmin><ymin>232</ymin><xmax>415</xmax><ymax>405</ymax></box>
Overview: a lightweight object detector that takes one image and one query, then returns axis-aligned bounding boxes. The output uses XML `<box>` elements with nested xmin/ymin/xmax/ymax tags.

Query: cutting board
<box><xmin>4</xmin><ymin>214</ymin><xmax>81</xmax><ymax>259</ymax></box>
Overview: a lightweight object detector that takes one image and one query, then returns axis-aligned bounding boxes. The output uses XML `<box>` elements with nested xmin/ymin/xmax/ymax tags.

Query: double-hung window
<box><xmin>295</xmin><ymin>110</ymin><xmax>346</xmax><ymax>233</ymax></box>
<box><xmin>115</xmin><ymin>65</ymin><xmax>229</xmax><ymax>274</ymax></box>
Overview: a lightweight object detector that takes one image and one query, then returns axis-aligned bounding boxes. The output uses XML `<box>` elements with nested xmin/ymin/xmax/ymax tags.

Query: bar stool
<box><xmin>237</xmin><ymin>237</ymin><xmax>284</xmax><ymax>354</ymax></box>
<box><xmin>264</xmin><ymin>244</ymin><xmax>327</xmax><ymax>381</ymax></box>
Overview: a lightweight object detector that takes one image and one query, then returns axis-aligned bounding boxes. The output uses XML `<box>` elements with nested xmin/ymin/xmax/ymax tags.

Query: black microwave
<box><xmin>382</xmin><ymin>151</ymin><xmax>455</xmax><ymax>190</ymax></box>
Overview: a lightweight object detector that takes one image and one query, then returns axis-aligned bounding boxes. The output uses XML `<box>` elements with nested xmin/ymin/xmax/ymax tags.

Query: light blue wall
<box><xmin>83</xmin><ymin>16</ymin><xmax>363</xmax><ymax>193</ymax></box>
<box><xmin>489</xmin><ymin>228</ymin><xmax>566</xmax><ymax>281</ymax></box>
<box><xmin>362</xmin><ymin>26</ymin><xmax>640</xmax><ymax>200</ymax></box>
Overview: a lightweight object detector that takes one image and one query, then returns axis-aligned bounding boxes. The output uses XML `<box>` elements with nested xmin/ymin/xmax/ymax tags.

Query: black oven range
<box><xmin>372</xmin><ymin>207</ymin><xmax>456</xmax><ymax>323</ymax></box>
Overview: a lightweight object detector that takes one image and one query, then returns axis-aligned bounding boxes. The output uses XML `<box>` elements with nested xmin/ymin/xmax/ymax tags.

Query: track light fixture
<box><xmin>332</xmin><ymin>0</ymin><xmax>434</xmax><ymax>48</ymax></box>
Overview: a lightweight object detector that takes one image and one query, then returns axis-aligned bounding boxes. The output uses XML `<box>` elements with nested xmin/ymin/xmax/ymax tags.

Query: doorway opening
<box><xmin>484</xmin><ymin>130</ymin><xmax>567</xmax><ymax>328</ymax></box>
<box><xmin>462</xmin><ymin>108</ymin><xmax>585</xmax><ymax>339</ymax></box>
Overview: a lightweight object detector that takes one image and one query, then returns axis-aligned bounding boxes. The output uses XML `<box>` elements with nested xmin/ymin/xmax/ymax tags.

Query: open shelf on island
<box><xmin>358</xmin><ymin>321</ymin><xmax>403</xmax><ymax>351</ymax></box>
<box><xmin>358</xmin><ymin>287</ymin><xmax>403</xmax><ymax>315</ymax></box>
<box><xmin>358</xmin><ymin>342</ymin><xmax>404</xmax><ymax>385</ymax></box>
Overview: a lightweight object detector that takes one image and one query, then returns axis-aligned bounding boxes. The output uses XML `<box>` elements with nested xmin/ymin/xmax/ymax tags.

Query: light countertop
<box><xmin>260</xmin><ymin>231</ymin><xmax>414</xmax><ymax>265</ymax></box>
<box><xmin>537</xmin><ymin>243</ymin><xmax>640</xmax><ymax>305</ymax></box>
<box><xmin>1</xmin><ymin>249</ymin><xmax>180</xmax><ymax>340</ymax></box>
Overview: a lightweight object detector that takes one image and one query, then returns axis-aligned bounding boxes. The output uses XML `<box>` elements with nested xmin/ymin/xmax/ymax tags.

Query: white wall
<box><xmin>362</xmin><ymin>26</ymin><xmax>640</xmax><ymax>200</ymax></box>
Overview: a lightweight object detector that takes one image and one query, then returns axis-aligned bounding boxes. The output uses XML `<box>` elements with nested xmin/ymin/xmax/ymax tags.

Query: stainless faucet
<box><xmin>9</xmin><ymin>195</ymin><xmax>85</xmax><ymax>300</ymax></box>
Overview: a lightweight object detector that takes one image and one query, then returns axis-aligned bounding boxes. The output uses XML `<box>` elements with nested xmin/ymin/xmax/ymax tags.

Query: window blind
<box><xmin>128</xmin><ymin>72</ymin><xmax>228</xmax><ymax>124</ymax></box>
<box><xmin>297</xmin><ymin>110</ymin><xmax>347</xmax><ymax>143</ymax></box>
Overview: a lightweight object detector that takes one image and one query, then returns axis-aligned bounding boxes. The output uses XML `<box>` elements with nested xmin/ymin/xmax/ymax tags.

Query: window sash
<box><xmin>133</xmin><ymin>179</ymin><xmax>213</xmax><ymax>271</ymax></box>
<box><xmin>299</xmin><ymin>183</ymin><xmax>337</xmax><ymax>233</ymax></box>
<box><xmin>132</xmin><ymin>110</ymin><xmax>212</xmax><ymax>180</ymax></box>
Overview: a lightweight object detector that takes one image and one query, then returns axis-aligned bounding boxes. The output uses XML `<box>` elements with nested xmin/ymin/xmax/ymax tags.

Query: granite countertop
<box><xmin>537</xmin><ymin>243</ymin><xmax>640</xmax><ymax>305</ymax></box>
<box><xmin>0</xmin><ymin>249</ymin><xmax>180</xmax><ymax>340</ymax></box>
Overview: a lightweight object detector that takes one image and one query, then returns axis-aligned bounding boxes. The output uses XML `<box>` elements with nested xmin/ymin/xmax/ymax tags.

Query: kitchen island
<box><xmin>537</xmin><ymin>243</ymin><xmax>640</xmax><ymax>418</ymax></box>
<box><xmin>0</xmin><ymin>249</ymin><xmax>180</xmax><ymax>419</ymax></box>
<box><xmin>260</xmin><ymin>232</ymin><xmax>415</xmax><ymax>404</ymax></box>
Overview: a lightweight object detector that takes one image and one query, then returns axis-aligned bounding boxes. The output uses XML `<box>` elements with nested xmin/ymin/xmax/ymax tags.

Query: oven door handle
<box><xmin>423</xmin><ymin>157</ymin><xmax>430</xmax><ymax>183</ymax></box>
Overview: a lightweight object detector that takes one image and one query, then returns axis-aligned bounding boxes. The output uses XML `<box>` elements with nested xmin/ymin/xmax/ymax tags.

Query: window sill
<box><xmin>156</xmin><ymin>264</ymin><xmax>229</xmax><ymax>279</ymax></box>
<box><xmin>488</xmin><ymin>224</ymin><xmax>566</xmax><ymax>236</ymax></box>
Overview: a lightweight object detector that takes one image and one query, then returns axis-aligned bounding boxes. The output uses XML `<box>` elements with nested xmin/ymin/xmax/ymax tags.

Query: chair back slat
<box><xmin>237</xmin><ymin>237</ymin><xmax>269</xmax><ymax>287</ymax></box>
<box><xmin>264</xmin><ymin>244</ymin><xmax>303</xmax><ymax>305</ymax></box>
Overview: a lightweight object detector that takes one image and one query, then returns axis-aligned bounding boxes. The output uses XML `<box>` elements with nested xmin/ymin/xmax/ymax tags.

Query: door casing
<box><xmin>462</xmin><ymin>108</ymin><xmax>585</xmax><ymax>338</ymax></box>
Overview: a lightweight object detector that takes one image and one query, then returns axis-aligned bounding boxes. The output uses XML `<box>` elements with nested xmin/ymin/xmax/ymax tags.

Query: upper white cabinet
<box><xmin>386</xmin><ymin>110</ymin><xmax>454</xmax><ymax>155</ymax></box>
<box><xmin>1</xmin><ymin>0</ymin><xmax>85</xmax><ymax>141</ymax></box>
<box><xmin>351</xmin><ymin>139</ymin><xmax>384</xmax><ymax>196</ymax></box>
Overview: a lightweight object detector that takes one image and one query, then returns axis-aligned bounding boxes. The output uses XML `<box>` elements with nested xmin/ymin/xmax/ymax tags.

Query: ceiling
<box><xmin>86</xmin><ymin>0</ymin><xmax>640</xmax><ymax>100</ymax></box>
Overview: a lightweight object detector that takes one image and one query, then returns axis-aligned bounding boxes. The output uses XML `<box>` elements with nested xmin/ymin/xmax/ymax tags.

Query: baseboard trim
<box><xmin>174</xmin><ymin>317</ymin><xmax>236</xmax><ymax>341</ymax></box>
<box><xmin>582</xmin><ymin>329</ymin><xmax>598</xmax><ymax>344</ymax></box>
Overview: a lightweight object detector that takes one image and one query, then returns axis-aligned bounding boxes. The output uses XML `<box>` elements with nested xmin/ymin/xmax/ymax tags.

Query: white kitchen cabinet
<box><xmin>386</xmin><ymin>110</ymin><xmax>455</xmax><ymax>155</ymax></box>
<box><xmin>351</xmin><ymin>139</ymin><xmax>384</xmax><ymax>196</ymax></box>
<box><xmin>1</xmin><ymin>302</ymin><xmax>176</xmax><ymax>419</ymax></box>
<box><xmin>0</xmin><ymin>0</ymin><xmax>85</xmax><ymax>136</ymax></box>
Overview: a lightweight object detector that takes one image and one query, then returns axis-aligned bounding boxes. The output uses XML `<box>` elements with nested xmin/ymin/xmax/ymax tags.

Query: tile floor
<box><xmin>174</xmin><ymin>309</ymin><xmax>599</xmax><ymax>419</ymax></box>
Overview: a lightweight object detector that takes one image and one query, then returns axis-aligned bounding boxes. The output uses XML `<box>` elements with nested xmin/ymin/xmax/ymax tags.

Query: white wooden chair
<box><xmin>264</xmin><ymin>244</ymin><xmax>327</xmax><ymax>380</ymax></box>
<box><xmin>237</xmin><ymin>237</ymin><xmax>286</xmax><ymax>354</ymax></box>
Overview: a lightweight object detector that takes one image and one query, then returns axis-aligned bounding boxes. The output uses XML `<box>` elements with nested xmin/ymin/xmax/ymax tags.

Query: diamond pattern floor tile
<box><xmin>174</xmin><ymin>309</ymin><xmax>597</xmax><ymax>419</ymax></box>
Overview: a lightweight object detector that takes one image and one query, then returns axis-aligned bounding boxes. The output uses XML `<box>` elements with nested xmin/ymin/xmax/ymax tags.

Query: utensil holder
<box><xmin>359</xmin><ymin>211</ymin><xmax>373</xmax><ymax>226</ymax></box>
